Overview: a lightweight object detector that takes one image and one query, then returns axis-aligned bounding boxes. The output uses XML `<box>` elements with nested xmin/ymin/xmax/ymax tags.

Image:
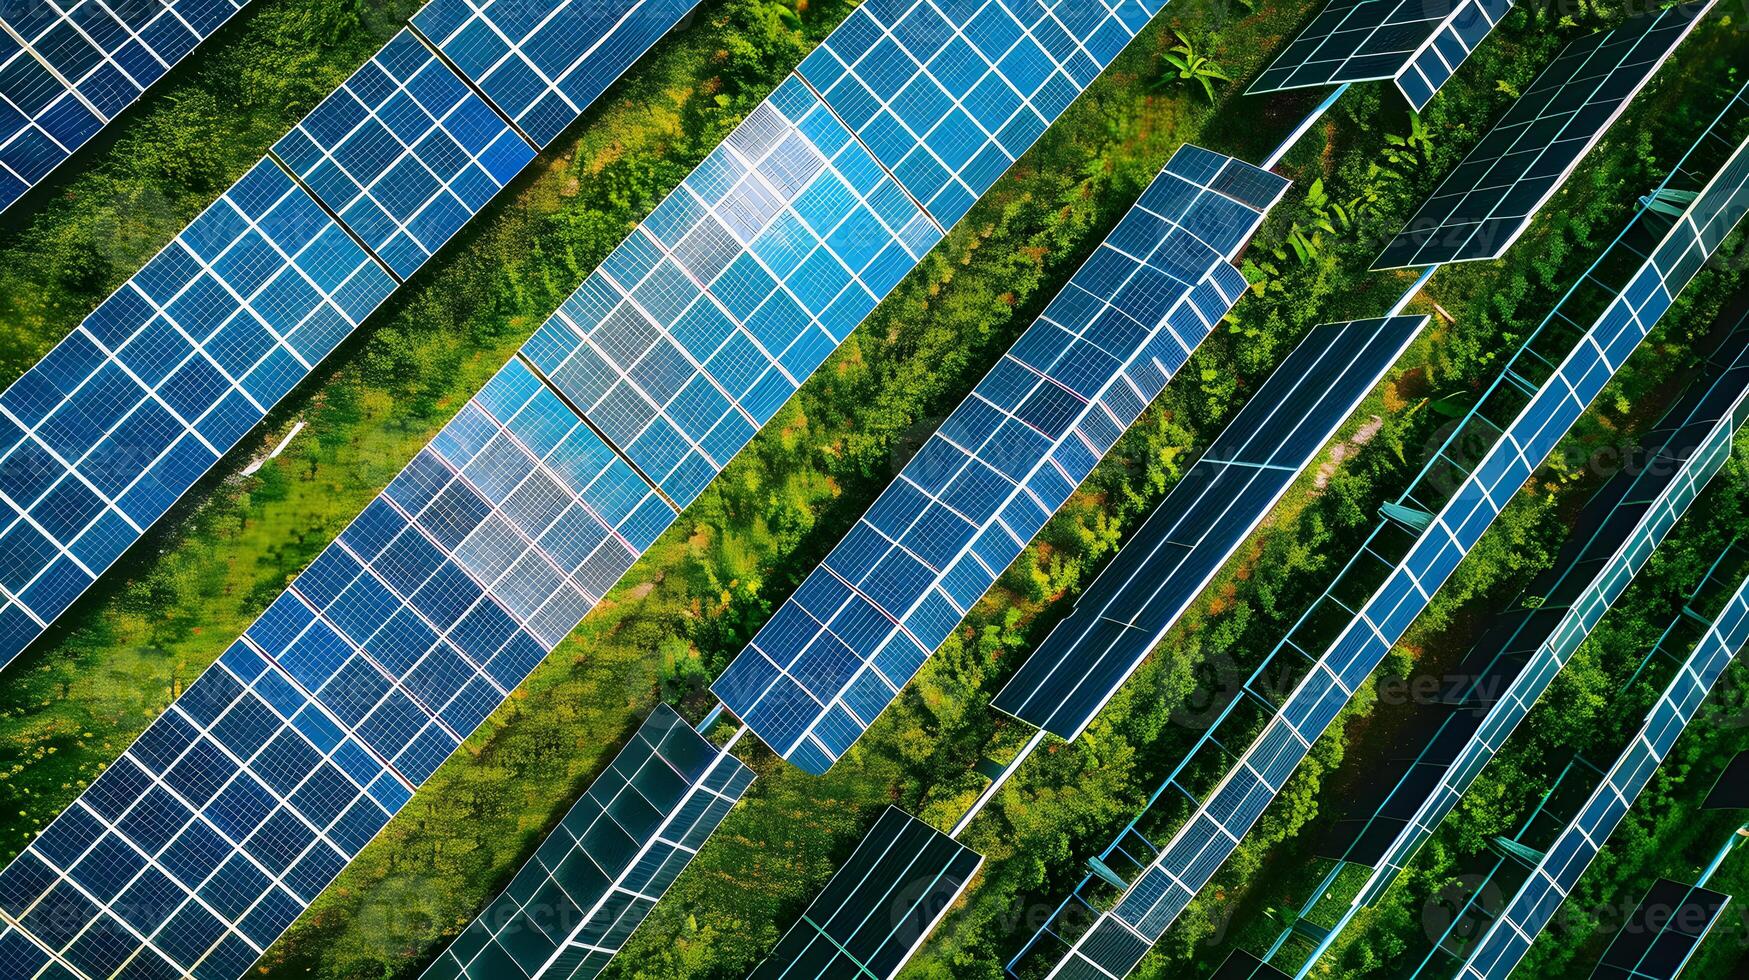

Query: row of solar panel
<box><xmin>421</xmin><ymin>706</ymin><xmax>752</xmax><ymax>980</ymax></box>
<box><xmin>711</xmin><ymin>144</ymin><xmax>1291</xmax><ymax>774</ymax></box>
<box><xmin>1349</xmin><ymin>315</ymin><xmax>1749</xmax><ymax>903</ymax></box>
<box><xmin>1374</xmin><ymin>1</ymin><xmax>1709</xmax><ymax>268</ymax></box>
<box><xmin>1043</xmin><ymin>99</ymin><xmax>1749</xmax><ymax>980</ymax></box>
<box><xmin>991</xmin><ymin>315</ymin><xmax>1427</xmax><ymax>742</ymax></box>
<box><xmin>0</xmin><ymin>0</ymin><xmax>250</xmax><ymax>211</ymax></box>
<box><xmin>1455</xmin><ymin>559</ymin><xmax>1749</xmax><ymax>979</ymax></box>
<box><xmin>0</xmin><ymin>0</ymin><xmax>1174</xmax><ymax>972</ymax></box>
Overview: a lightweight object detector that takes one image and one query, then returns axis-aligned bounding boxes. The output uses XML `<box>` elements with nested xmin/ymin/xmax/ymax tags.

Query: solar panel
<box><xmin>1453</xmin><ymin>565</ymin><xmax>1749</xmax><ymax>980</ymax></box>
<box><xmin>0</xmin><ymin>0</ymin><xmax>251</xmax><ymax>211</ymax></box>
<box><xmin>0</xmin><ymin>157</ymin><xmax>397</xmax><ymax>665</ymax></box>
<box><xmin>1210</xmin><ymin>949</ymin><xmax>1291</xmax><ymax>980</ymax></box>
<box><xmin>422</xmin><ymin>705</ymin><xmax>753</xmax><ymax>980</ymax></box>
<box><xmin>992</xmin><ymin>315</ymin><xmax>1425</xmax><ymax>741</ymax></box>
<box><xmin>1374</xmin><ymin>3</ymin><xmax>1708</xmax><ymax>269</ymax></box>
<box><xmin>412</xmin><ymin>0</ymin><xmax>706</xmax><ymax>147</ymax></box>
<box><xmin>1319</xmin><ymin>311</ymin><xmax>1749</xmax><ymax>908</ymax></box>
<box><xmin>1248</xmin><ymin>0</ymin><xmax>1518</xmax><ymax>110</ymax></box>
<box><xmin>1041</xmin><ymin>103</ymin><xmax>1749</xmax><ymax>980</ymax></box>
<box><xmin>712</xmin><ymin>145</ymin><xmax>1288</xmax><ymax>774</ymax></box>
<box><xmin>1703</xmin><ymin>751</ymin><xmax>1749</xmax><ymax>809</ymax></box>
<box><xmin>0</xmin><ymin>0</ymin><xmax>708</xmax><ymax>671</ymax></box>
<box><xmin>272</xmin><ymin>30</ymin><xmax>537</xmax><ymax>280</ymax></box>
<box><xmin>1590</xmin><ymin>879</ymin><xmax>1732</xmax><ymax>980</ymax></box>
<box><xmin>747</xmin><ymin>807</ymin><xmax>982</xmax><ymax>980</ymax></box>
<box><xmin>0</xmin><ymin>0</ymin><xmax>1161</xmax><ymax>970</ymax></box>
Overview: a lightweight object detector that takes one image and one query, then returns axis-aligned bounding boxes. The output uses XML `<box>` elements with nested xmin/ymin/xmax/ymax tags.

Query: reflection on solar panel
<box><xmin>0</xmin><ymin>0</ymin><xmax>250</xmax><ymax>211</ymax></box>
<box><xmin>272</xmin><ymin>30</ymin><xmax>536</xmax><ymax>279</ymax></box>
<box><xmin>423</xmin><ymin>705</ymin><xmax>752</xmax><ymax>980</ymax></box>
<box><xmin>713</xmin><ymin>145</ymin><xmax>1288</xmax><ymax>774</ymax></box>
<box><xmin>1249</xmin><ymin>0</ymin><xmax>1523</xmax><ymax>110</ymax></box>
<box><xmin>1211</xmin><ymin>949</ymin><xmax>1291</xmax><ymax>980</ymax></box>
<box><xmin>1590</xmin><ymin>879</ymin><xmax>1732</xmax><ymax>980</ymax></box>
<box><xmin>0</xmin><ymin>0</ymin><xmax>1159</xmax><ymax>970</ymax></box>
<box><xmin>1374</xmin><ymin>3</ymin><xmax>1708</xmax><ymax>269</ymax></box>
<box><xmin>1324</xmin><ymin>311</ymin><xmax>1749</xmax><ymax>900</ymax></box>
<box><xmin>0</xmin><ymin>0</ymin><xmax>712</xmax><ymax>672</ymax></box>
<box><xmin>993</xmin><ymin>315</ymin><xmax>1424</xmax><ymax>741</ymax></box>
<box><xmin>412</xmin><ymin>0</ymin><xmax>701</xmax><ymax>147</ymax></box>
<box><xmin>1453</xmin><ymin>568</ymin><xmax>1749</xmax><ymax>980</ymax></box>
<box><xmin>0</xmin><ymin>158</ymin><xmax>396</xmax><ymax>665</ymax></box>
<box><xmin>748</xmin><ymin>807</ymin><xmax>982</xmax><ymax>980</ymax></box>
<box><xmin>1703</xmin><ymin>751</ymin><xmax>1749</xmax><ymax>809</ymax></box>
<box><xmin>1040</xmin><ymin>104</ymin><xmax>1749</xmax><ymax>980</ymax></box>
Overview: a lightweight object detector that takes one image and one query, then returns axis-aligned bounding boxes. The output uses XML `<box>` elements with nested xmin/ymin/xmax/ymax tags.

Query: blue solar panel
<box><xmin>0</xmin><ymin>0</ymin><xmax>1162</xmax><ymax>967</ymax></box>
<box><xmin>0</xmin><ymin>0</ymin><xmax>251</xmax><ymax>211</ymax></box>
<box><xmin>0</xmin><ymin>158</ymin><xmax>397</xmax><ymax>667</ymax></box>
<box><xmin>1375</xmin><ymin>4</ymin><xmax>1708</xmax><ymax>269</ymax></box>
<box><xmin>0</xmin><ymin>2</ymin><xmax>703</xmax><ymax>670</ymax></box>
<box><xmin>1454</xmin><ymin>567</ymin><xmax>1749</xmax><ymax>980</ymax></box>
<box><xmin>993</xmin><ymin>315</ymin><xmax>1425</xmax><ymax>741</ymax></box>
<box><xmin>272</xmin><ymin>30</ymin><xmax>536</xmax><ymax>279</ymax></box>
<box><xmin>712</xmin><ymin>145</ymin><xmax>1287</xmax><ymax>774</ymax></box>
<box><xmin>1041</xmin><ymin>105</ymin><xmax>1749</xmax><ymax>980</ymax></box>
<box><xmin>794</xmin><ymin>0</ymin><xmax>1159</xmax><ymax>226</ymax></box>
<box><xmin>412</xmin><ymin>0</ymin><xmax>704</xmax><ymax>146</ymax></box>
<box><xmin>1248</xmin><ymin>0</ymin><xmax>1519</xmax><ymax>110</ymax></box>
<box><xmin>422</xmin><ymin>705</ymin><xmax>753</xmax><ymax>980</ymax></box>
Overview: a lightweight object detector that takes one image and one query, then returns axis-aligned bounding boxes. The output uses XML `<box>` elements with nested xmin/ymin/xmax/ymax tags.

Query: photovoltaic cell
<box><xmin>1248</xmin><ymin>0</ymin><xmax>1519</xmax><ymax>110</ymax></box>
<box><xmin>747</xmin><ymin>807</ymin><xmax>982</xmax><ymax>980</ymax></box>
<box><xmin>992</xmin><ymin>315</ymin><xmax>1425</xmax><ymax>741</ymax></box>
<box><xmin>412</xmin><ymin>0</ymin><xmax>705</xmax><ymax>146</ymax></box>
<box><xmin>1590</xmin><ymin>879</ymin><xmax>1732</xmax><ymax>980</ymax></box>
<box><xmin>0</xmin><ymin>0</ymin><xmax>1161</xmax><ymax>969</ymax></box>
<box><xmin>1454</xmin><ymin>566</ymin><xmax>1749</xmax><ymax>980</ymax></box>
<box><xmin>421</xmin><ymin>705</ymin><xmax>752</xmax><ymax>980</ymax></box>
<box><xmin>272</xmin><ymin>30</ymin><xmax>536</xmax><ymax>279</ymax></box>
<box><xmin>1375</xmin><ymin>3</ymin><xmax>1708</xmax><ymax>269</ymax></box>
<box><xmin>0</xmin><ymin>158</ymin><xmax>397</xmax><ymax>669</ymax></box>
<box><xmin>1041</xmin><ymin>102</ymin><xmax>1749</xmax><ymax>980</ymax></box>
<box><xmin>0</xmin><ymin>0</ymin><xmax>251</xmax><ymax>211</ymax></box>
<box><xmin>712</xmin><ymin>145</ymin><xmax>1288</xmax><ymax>774</ymax></box>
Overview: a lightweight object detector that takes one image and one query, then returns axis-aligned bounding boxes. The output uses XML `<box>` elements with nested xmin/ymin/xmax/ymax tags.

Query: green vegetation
<box><xmin>0</xmin><ymin>0</ymin><xmax>1746</xmax><ymax>978</ymax></box>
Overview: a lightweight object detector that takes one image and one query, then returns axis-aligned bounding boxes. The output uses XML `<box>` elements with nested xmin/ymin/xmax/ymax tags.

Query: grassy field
<box><xmin>0</xmin><ymin>0</ymin><xmax>1745</xmax><ymax>978</ymax></box>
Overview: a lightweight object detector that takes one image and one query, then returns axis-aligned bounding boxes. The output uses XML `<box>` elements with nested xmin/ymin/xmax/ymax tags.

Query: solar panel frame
<box><xmin>1702</xmin><ymin>750</ymin><xmax>1749</xmax><ymax>809</ymax></box>
<box><xmin>991</xmin><ymin>315</ymin><xmax>1426</xmax><ymax>741</ymax></box>
<box><xmin>0</xmin><ymin>0</ymin><xmax>252</xmax><ymax>212</ymax></box>
<box><xmin>1040</xmin><ymin>105</ymin><xmax>1749</xmax><ymax>980</ymax></box>
<box><xmin>1454</xmin><ymin>566</ymin><xmax>1749</xmax><ymax>980</ymax></box>
<box><xmin>1590</xmin><ymin>879</ymin><xmax>1732</xmax><ymax>980</ymax></box>
<box><xmin>712</xmin><ymin>144</ymin><xmax>1289</xmax><ymax>775</ymax></box>
<box><xmin>1374</xmin><ymin>4</ymin><xmax>1709</xmax><ymax>269</ymax></box>
<box><xmin>0</xmin><ymin>0</ymin><xmax>1166</xmax><ymax>970</ymax></box>
<box><xmin>271</xmin><ymin>29</ymin><xmax>538</xmax><ymax>280</ymax></box>
<box><xmin>421</xmin><ymin>705</ymin><xmax>753</xmax><ymax>980</ymax></box>
<box><xmin>747</xmin><ymin>807</ymin><xmax>983</xmax><ymax>980</ymax></box>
